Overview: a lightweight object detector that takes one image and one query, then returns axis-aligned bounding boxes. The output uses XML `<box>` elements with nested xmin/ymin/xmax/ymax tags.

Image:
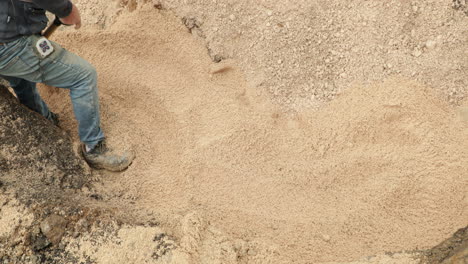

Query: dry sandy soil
<box><xmin>1</xmin><ymin>0</ymin><xmax>467</xmax><ymax>263</ymax></box>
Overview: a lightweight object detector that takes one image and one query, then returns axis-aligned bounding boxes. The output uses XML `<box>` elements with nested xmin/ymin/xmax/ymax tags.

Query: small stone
<box><xmin>229</xmin><ymin>14</ymin><xmax>236</xmax><ymax>21</ymax></box>
<box><xmin>322</xmin><ymin>234</ymin><xmax>331</xmax><ymax>242</ymax></box>
<box><xmin>266</xmin><ymin>10</ymin><xmax>273</xmax><ymax>16</ymax></box>
<box><xmin>31</xmin><ymin>234</ymin><xmax>51</xmax><ymax>251</ymax></box>
<box><xmin>40</xmin><ymin>215</ymin><xmax>68</xmax><ymax>245</ymax></box>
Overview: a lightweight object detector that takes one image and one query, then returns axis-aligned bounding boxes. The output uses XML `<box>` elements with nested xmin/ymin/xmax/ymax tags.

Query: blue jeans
<box><xmin>0</xmin><ymin>35</ymin><xmax>104</xmax><ymax>148</ymax></box>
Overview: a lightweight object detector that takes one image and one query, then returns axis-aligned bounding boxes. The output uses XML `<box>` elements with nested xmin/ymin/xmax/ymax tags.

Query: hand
<box><xmin>59</xmin><ymin>3</ymin><xmax>82</xmax><ymax>29</ymax></box>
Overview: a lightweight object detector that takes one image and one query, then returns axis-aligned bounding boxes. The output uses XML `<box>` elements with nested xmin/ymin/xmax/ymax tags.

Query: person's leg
<box><xmin>0</xmin><ymin>35</ymin><xmax>104</xmax><ymax>148</ymax></box>
<box><xmin>1</xmin><ymin>76</ymin><xmax>55</xmax><ymax>121</ymax></box>
<box><xmin>36</xmin><ymin>40</ymin><xmax>133</xmax><ymax>171</ymax></box>
<box><xmin>40</xmin><ymin>48</ymin><xmax>105</xmax><ymax>148</ymax></box>
<box><xmin>0</xmin><ymin>35</ymin><xmax>132</xmax><ymax>171</ymax></box>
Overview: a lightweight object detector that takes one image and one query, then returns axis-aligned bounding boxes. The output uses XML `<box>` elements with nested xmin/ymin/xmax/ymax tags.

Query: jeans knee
<box><xmin>84</xmin><ymin>64</ymin><xmax>97</xmax><ymax>84</ymax></box>
<box><xmin>76</xmin><ymin>64</ymin><xmax>97</xmax><ymax>89</ymax></box>
<box><xmin>72</xmin><ymin>63</ymin><xmax>98</xmax><ymax>99</ymax></box>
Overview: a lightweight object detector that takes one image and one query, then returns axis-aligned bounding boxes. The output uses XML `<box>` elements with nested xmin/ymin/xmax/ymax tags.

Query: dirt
<box><xmin>0</xmin><ymin>86</ymin><xmax>90</xmax><ymax>197</ymax></box>
<box><xmin>139</xmin><ymin>0</ymin><xmax>468</xmax><ymax>110</ymax></box>
<box><xmin>422</xmin><ymin>226</ymin><xmax>468</xmax><ymax>264</ymax></box>
<box><xmin>0</xmin><ymin>0</ymin><xmax>467</xmax><ymax>263</ymax></box>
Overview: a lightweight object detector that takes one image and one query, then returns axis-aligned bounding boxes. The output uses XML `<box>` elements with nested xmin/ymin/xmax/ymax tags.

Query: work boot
<box><xmin>81</xmin><ymin>141</ymin><xmax>134</xmax><ymax>172</ymax></box>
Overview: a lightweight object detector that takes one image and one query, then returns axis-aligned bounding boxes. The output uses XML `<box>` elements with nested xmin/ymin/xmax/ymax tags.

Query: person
<box><xmin>0</xmin><ymin>0</ymin><xmax>134</xmax><ymax>171</ymax></box>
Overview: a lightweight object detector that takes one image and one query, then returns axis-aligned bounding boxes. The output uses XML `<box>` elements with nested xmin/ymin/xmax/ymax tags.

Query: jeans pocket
<box><xmin>0</xmin><ymin>39</ymin><xmax>41</xmax><ymax>81</ymax></box>
<box><xmin>0</xmin><ymin>40</ymin><xmax>23</xmax><ymax>71</ymax></box>
<box><xmin>0</xmin><ymin>56</ymin><xmax>20</xmax><ymax>72</ymax></box>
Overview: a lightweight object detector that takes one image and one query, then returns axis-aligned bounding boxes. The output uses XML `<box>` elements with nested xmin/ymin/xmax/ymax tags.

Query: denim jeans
<box><xmin>0</xmin><ymin>35</ymin><xmax>104</xmax><ymax>148</ymax></box>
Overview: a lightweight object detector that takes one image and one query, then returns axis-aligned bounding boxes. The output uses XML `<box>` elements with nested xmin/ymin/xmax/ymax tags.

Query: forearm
<box><xmin>32</xmin><ymin>0</ymin><xmax>73</xmax><ymax>18</ymax></box>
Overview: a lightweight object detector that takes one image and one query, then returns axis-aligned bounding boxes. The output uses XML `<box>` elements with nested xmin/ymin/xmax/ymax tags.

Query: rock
<box><xmin>40</xmin><ymin>215</ymin><xmax>68</xmax><ymax>245</ymax></box>
<box><xmin>31</xmin><ymin>234</ymin><xmax>51</xmax><ymax>251</ymax></box>
<box><xmin>322</xmin><ymin>234</ymin><xmax>331</xmax><ymax>242</ymax></box>
<box><xmin>229</xmin><ymin>14</ymin><xmax>236</xmax><ymax>21</ymax></box>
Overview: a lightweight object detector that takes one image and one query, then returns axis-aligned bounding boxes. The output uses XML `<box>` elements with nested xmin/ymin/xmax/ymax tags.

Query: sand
<box><xmin>30</xmin><ymin>3</ymin><xmax>468</xmax><ymax>263</ymax></box>
<box><xmin>141</xmin><ymin>0</ymin><xmax>468</xmax><ymax>109</ymax></box>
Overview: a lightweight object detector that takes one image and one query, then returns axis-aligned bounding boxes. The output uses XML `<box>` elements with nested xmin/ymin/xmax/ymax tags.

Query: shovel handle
<box><xmin>42</xmin><ymin>16</ymin><xmax>63</xmax><ymax>38</ymax></box>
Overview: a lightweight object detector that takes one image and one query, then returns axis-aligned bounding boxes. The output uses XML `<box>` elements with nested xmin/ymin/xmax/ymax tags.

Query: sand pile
<box><xmin>33</xmin><ymin>4</ymin><xmax>468</xmax><ymax>263</ymax></box>
<box><xmin>97</xmin><ymin>0</ymin><xmax>468</xmax><ymax>109</ymax></box>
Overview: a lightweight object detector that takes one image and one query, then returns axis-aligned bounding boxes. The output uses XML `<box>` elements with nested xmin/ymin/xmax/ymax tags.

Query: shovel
<box><xmin>42</xmin><ymin>16</ymin><xmax>63</xmax><ymax>38</ymax></box>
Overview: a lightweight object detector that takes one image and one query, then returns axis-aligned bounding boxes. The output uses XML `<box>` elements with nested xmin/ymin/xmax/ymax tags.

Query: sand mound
<box><xmin>115</xmin><ymin>0</ymin><xmax>468</xmax><ymax>109</ymax></box>
<box><xmin>33</xmin><ymin>5</ymin><xmax>468</xmax><ymax>263</ymax></box>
